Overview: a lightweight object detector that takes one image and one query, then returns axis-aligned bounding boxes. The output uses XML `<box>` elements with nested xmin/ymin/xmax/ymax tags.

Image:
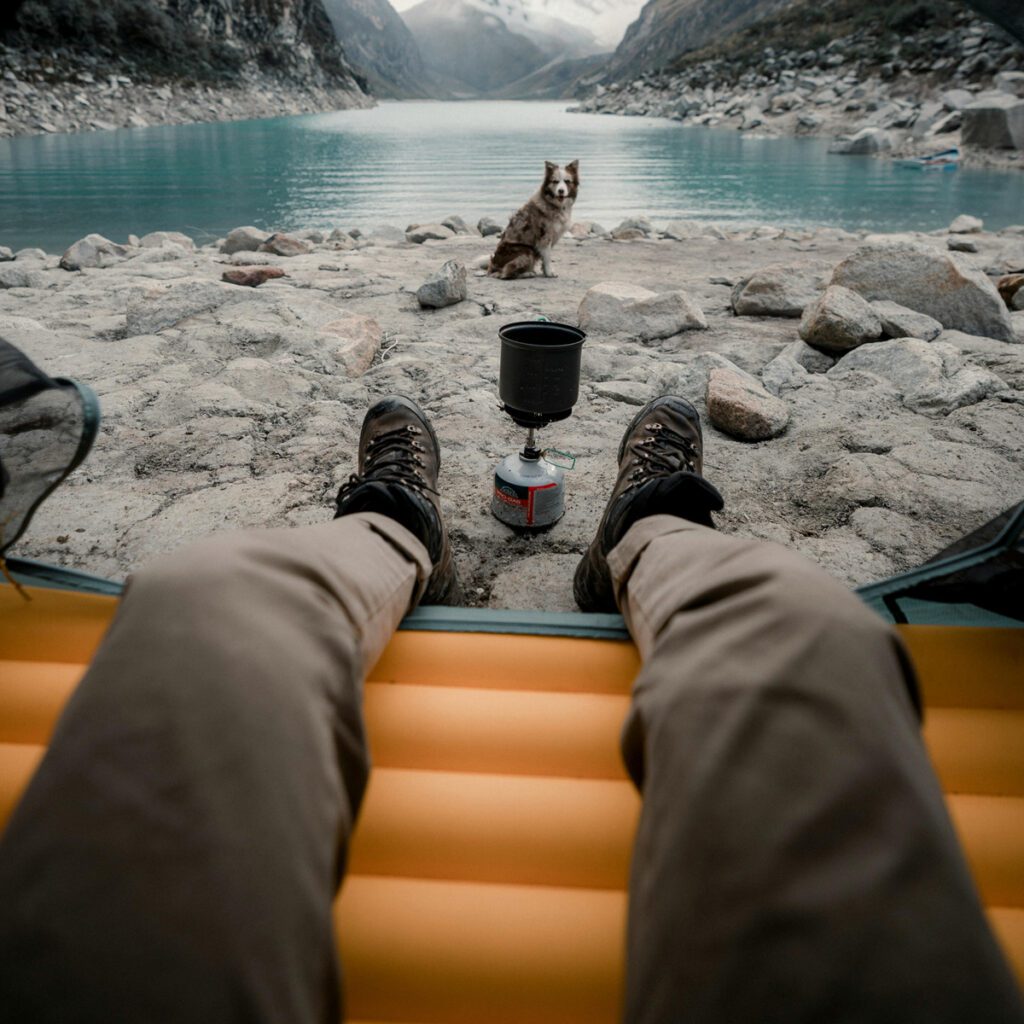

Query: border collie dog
<box><xmin>488</xmin><ymin>160</ymin><xmax>579</xmax><ymax>279</ymax></box>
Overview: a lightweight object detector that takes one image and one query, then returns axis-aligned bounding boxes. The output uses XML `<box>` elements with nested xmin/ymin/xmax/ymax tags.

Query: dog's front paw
<box><xmin>543</xmin><ymin>271</ymin><xmax>558</xmax><ymax>279</ymax></box>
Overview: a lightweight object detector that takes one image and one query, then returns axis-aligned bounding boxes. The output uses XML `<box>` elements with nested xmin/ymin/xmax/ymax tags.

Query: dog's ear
<box><xmin>566</xmin><ymin>160</ymin><xmax>579</xmax><ymax>178</ymax></box>
<box><xmin>544</xmin><ymin>160</ymin><xmax>556</xmax><ymax>176</ymax></box>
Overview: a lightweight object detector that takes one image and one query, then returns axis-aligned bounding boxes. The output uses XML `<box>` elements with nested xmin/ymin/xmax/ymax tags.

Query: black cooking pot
<box><xmin>498</xmin><ymin>321</ymin><xmax>586</xmax><ymax>429</ymax></box>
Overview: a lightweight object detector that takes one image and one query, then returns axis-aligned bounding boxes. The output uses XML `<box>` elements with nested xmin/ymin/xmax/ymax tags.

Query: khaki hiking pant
<box><xmin>1</xmin><ymin>512</ymin><xmax>1021</xmax><ymax>1023</ymax></box>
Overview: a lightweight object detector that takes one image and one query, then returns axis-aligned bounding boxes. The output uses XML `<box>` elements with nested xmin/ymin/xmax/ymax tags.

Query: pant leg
<box><xmin>609</xmin><ymin>514</ymin><xmax>1024</xmax><ymax>1024</ymax></box>
<box><xmin>0</xmin><ymin>512</ymin><xmax>431</xmax><ymax>1024</ymax></box>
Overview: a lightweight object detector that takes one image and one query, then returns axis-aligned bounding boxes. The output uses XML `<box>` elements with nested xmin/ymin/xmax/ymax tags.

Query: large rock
<box><xmin>406</xmin><ymin>224</ymin><xmax>455</xmax><ymax>243</ymax></box>
<box><xmin>0</xmin><ymin>265</ymin><xmax>45</xmax><ymax>289</ymax></box>
<box><xmin>259</xmin><ymin>233</ymin><xmax>313</xmax><ymax>257</ymax></box>
<box><xmin>220</xmin><ymin>226</ymin><xmax>271</xmax><ymax>254</ymax></box>
<box><xmin>416</xmin><ymin>260</ymin><xmax>467</xmax><ymax>308</ymax></box>
<box><xmin>59</xmin><ymin>233</ymin><xmax>130</xmax><ymax>270</ymax></box>
<box><xmin>731</xmin><ymin>263</ymin><xmax>826</xmax><ymax>317</ymax></box>
<box><xmin>761</xmin><ymin>340</ymin><xmax>834</xmax><ymax>396</ymax></box>
<box><xmin>478</xmin><ymin>217</ymin><xmax>503</xmax><ymax>237</ymax></box>
<box><xmin>995</xmin><ymin>71</ymin><xmax>1024</xmax><ymax>99</ymax></box>
<box><xmin>125</xmin><ymin>280</ymin><xmax>237</xmax><ymax>335</ymax></box>
<box><xmin>799</xmin><ymin>285</ymin><xmax>883</xmax><ymax>352</ymax></box>
<box><xmin>0</xmin><ymin>246</ymin><xmax>13</xmax><ymax>262</ymax></box>
<box><xmin>578</xmin><ymin>282</ymin><xmax>707</xmax><ymax>339</ymax></box>
<box><xmin>317</xmin><ymin>312</ymin><xmax>383</xmax><ymax>377</ymax></box>
<box><xmin>961</xmin><ymin>96</ymin><xmax>1024</xmax><ymax>150</ymax></box>
<box><xmin>948</xmin><ymin>215</ymin><xmax>983</xmax><ymax>234</ymax></box>
<box><xmin>830</xmin><ymin>241</ymin><xmax>1015</xmax><ymax>342</ymax></box>
<box><xmin>706</xmin><ymin>365</ymin><xmax>789</xmax><ymax>440</ymax></box>
<box><xmin>828</xmin><ymin>127</ymin><xmax>892</xmax><ymax>155</ymax></box>
<box><xmin>830</xmin><ymin>339</ymin><xmax>1006</xmax><ymax>415</ymax></box>
<box><xmin>141</xmin><ymin>231</ymin><xmax>195</xmax><ymax>251</ymax></box>
<box><xmin>871</xmin><ymin>300</ymin><xmax>942</xmax><ymax>341</ymax></box>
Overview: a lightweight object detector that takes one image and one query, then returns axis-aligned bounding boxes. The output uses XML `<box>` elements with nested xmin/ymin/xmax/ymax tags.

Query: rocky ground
<box><xmin>3</xmin><ymin>215</ymin><xmax>1023</xmax><ymax>610</ymax></box>
<box><xmin>0</xmin><ymin>43</ymin><xmax>371</xmax><ymax>138</ymax></box>
<box><xmin>572</xmin><ymin>10</ymin><xmax>1024</xmax><ymax>171</ymax></box>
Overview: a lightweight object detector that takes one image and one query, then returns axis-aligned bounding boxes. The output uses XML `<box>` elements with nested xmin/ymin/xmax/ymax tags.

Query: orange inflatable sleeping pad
<box><xmin>1</xmin><ymin>584</ymin><xmax>1022</xmax><ymax>1022</ymax></box>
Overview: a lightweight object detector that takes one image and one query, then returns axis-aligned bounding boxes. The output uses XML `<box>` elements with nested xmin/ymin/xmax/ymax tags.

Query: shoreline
<box><xmin>3</xmin><ymin>217</ymin><xmax>1022</xmax><ymax>609</ymax></box>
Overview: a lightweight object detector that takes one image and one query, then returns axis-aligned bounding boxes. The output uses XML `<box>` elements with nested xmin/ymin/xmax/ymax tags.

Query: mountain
<box><xmin>489</xmin><ymin>50</ymin><xmax>608</xmax><ymax>98</ymax></box>
<box><xmin>605</xmin><ymin>0</ymin><xmax>790</xmax><ymax>79</ymax></box>
<box><xmin>321</xmin><ymin>0</ymin><xmax>432</xmax><ymax>97</ymax></box>
<box><xmin>3</xmin><ymin>0</ymin><xmax>368</xmax><ymax>94</ymax></box>
<box><xmin>401</xmin><ymin>0</ymin><xmax>605</xmax><ymax>93</ymax></box>
<box><xmin>518</xmin><ymin>0</ymin><xmax>644</xmax><ymax>50</ymax></box>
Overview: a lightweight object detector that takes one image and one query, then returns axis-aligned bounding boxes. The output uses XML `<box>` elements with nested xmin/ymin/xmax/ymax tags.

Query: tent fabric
<box><xmin>0</xmin><ymin>339</ymin><xmax>99</xmax><ymax>558</ymax></box>
<box><xmin>858</xmin><ymin>503</ymin><xmax>1024</xmax><ymax>628</ymax></box>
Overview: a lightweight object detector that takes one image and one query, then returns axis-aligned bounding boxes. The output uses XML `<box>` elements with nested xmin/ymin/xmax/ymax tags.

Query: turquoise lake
<box><xmin>1</xmin><ymin>100</ymin><xmax>1023</xmax><ymax>253</ymax></box>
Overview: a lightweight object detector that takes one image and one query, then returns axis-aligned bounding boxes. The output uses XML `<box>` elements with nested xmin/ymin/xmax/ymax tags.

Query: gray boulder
<box><xmin>948</xmin><ymin>237</ymin><xmax>979</xmax><ymax>254</ymax></box>
<box><xmin>799</xmin><ymin>285</ymin><xmax>883</xmax><ymax>352</ymax></box>
<box><xmin>994</xmin><ymin>71</ymin><xmax>1024</xmax><ymax>99</ymax></box>
<box><xmin>830</xmin><ymin>339</ymin><xmax>1007</xmax><ymax>415</ymax></box>
<box><xmin>761</xmin><ymin>341</ymin><xmax>834</xmax><ymax>396</ymax></box>
<box><xmin>940</xmin><ymin>88</ymin><xmax>973</xmax><ymax>111</ymax></box>
<box><xmin>141</xmin><ymin>231</ymin><xmax>194</xmax><ymax>251</ymax></box>
<box><xmin>830</xmin><ymin>241</ymin><xmax>1015</xmax><ymax>342</ymax></box>
<box><xmin>478</xmin><ymin>217</ymin><xmax>503</xmax><ymax>237</ymax></box>
<box><xmin>731</xmin><ymin>263</ymin><xmax>826</xmax><ymax>317</ymax></box>
<box><xmin>406</xmin><ymin>224</ymin><xmax>456</xmax><ymax>244</ymax></box>
<box><xmin>948</xmin><ymin>214</ymin><xmax>983</xmax><ymax>234</ymax></box>
<box><xmin>578</xmin><ymin>282</ymin><xmax>707</xmax><ymax>339</ymax></box>
<box><xmin>416</xmin><ymin>260</ymin><xmax>467</xmax><ymax>308</ymax></box>
<box><xmin>0</xmin><ymin>265</ymin><xmax>45</xmax><ymax>289</ymax></box>
<box><xmin>14</xmin><ymin>248</ymin><xmax>47</xmax><ymax>261</ymax></box>
<box><xmin>828</xmin><ymin>127</ymin><xmax>892</xmax><ymax>155</ymax></box>
<box><xmin>60</xmin><ymin>233</ymin><xmax>130</xmax><ymax>270</ymax></box>
<box><xmin>365</xmin><ymin>224</ymin><xmax>406</xmax><ymax>245</ymax></box>
<box><xmin>612</xmin><ymin>217</ymin><xmax>654</xmax><ymax>237</ymax></box>
<box><xmin>220</xmin><ymin>226</ymin><xmax>270</xmax><ymax>255</ymax></box>
<box><xmin>871</xmin><ymin>300</ymin><xmax>942</xmax><ymax>341</ymax></box>
<box><xmin>706</xmin><ymin>365</ymin><xmax>789</xmax><ymax>440</ymax></box>
<box><xmin>0</xmin><ymin>246</ymin><xmax>13</xmax><ymax>262</ymax></box>
<box><xmin>259</xmin><ymin>233</ymin><xmax>312</xmax><ymax>257</ymax></box>
<box><xmin>441</xmin><ymin>215</ymin><xmax>473</xmax><ymax>235</ymax></box>
<box><xmin>961</xmin><ymin>96</ymin><xmax>1024</xmax><ymax>150</ymax></box>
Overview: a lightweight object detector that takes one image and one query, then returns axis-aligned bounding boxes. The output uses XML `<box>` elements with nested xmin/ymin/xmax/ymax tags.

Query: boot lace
<box><xmin>628</xmin><ymin>422</ymin><xmax>698</xmax><ymax>484</ymax></box>
<box><xmin>336</xmin><ymin>424</ymin><xmax>438</xmax><ymax>502</ymax></box>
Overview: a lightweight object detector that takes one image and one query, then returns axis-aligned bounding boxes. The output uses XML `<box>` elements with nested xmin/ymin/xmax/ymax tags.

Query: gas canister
<box><xmin>491</xmin><ymin>449</ymin><xmax>565</xmax><ymax>530</ymax></box>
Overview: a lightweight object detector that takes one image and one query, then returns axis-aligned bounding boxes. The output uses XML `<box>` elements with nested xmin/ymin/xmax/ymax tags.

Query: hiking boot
<box><xmin>335</xmin><ymin>395</ymin><xmax>462</xmax><ymax>606</ymax></box>
<box><xmin>573</xmin><ymin>396</ymin><xmax>724</xmax><ymax>612</ymax></box>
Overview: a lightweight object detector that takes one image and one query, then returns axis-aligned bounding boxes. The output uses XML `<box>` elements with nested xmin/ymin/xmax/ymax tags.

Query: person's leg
<box><xmin>0</xmin><ymin>395</ymin><xmax>458</xmax><ymax>1024</ymax></box>
<box><xmin>611</xmin><ymin>515</ymin><xmax>1023</xmax><ymax>1024</ymax></box>
<box><xmin>575</xmin><ymin>395</ymin><xmax>1023</xmax><ymax>1023</ymax></box>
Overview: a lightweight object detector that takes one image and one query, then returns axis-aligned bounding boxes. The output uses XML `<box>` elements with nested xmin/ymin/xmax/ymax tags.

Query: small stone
<box><xmin>366</xmin><ymin>224</ymin><xmax>405</xmax><ymax>245</ymax></box>
<box><xmin>258</xmin><ymin>233</ymin><xmax>312</xmax><ymax>258</ymax></box>
<box><xmin>220</xmin><ymin>226</ymin><xmax>271</xmax><ymax>255</ymax></box>
<box><xmin>871</xmin><ymin>300</ymin><xmax>943</xmax><ymax>341</ymax></box>
<box><xmin>317</xmin><ymin>312</ymin><xmax>383</xmax><ymax>377</ymax></box>
<box><xmin>949</xmin><ymin>214</ymin><xmax>983</xmax><ymax>234</ymax></box>
<box><xmin>406</xmin><ymin>224</ymin><xmax>455</xmax><ymax>243</ymax></box>
<box><xmin>0</xmin><ymin>246</ymin><xmax>13</xmax><ymax>261</ymax></box>
<box><xmin>706</xmin><ymin>366</ymin><xmax>789</xmax><ymax>441</ymax></box>
<box><xmin>947</xmin><ymin>236</ymin><xmax>979</xmax><ymax>254</ymax></box>
<box><xmin>14</xmin><ymin>247</ymin><xmax>46</xmax><ymax>261</ymax></box>
<box><xmin>592</xmin><ymin>381</ymin><xmax>650</xmax><ymax>405</ymax></box>
<box><xmin>612</xmin><ymin>217</ymin><xmax>654</xmax><ymax>236</ymax></box>
<box><xmin>828</xmin><ymin>127</ymin><xmax>892</xmax><ymax>155</ymax></box>
<box><xmin>222</xmin><ymin>267</ymin><xmax>286</xmax><ymax>287</ymax></box>
<box><xmin>416</xmin><ymin>260</ymin><xmax>467</xmax><ymax>308</ymax></box>
<box><xmin>478</xmin><ymin>217</ymin><xmax>503</xmax><ymax>237</ymax></box>
<box><xmin>611</xmin><ymin>227</ymin><xmax>647</xmax><ymax>241</ymax></box>
<box><xmin>799</xmin><ymin>285</ymin><xmax>884</xmax><ymax>352</ymax></box>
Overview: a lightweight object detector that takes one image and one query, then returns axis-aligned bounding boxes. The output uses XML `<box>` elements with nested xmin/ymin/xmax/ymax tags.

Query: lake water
<box><xmin>2</xmin><ymin>100</ymin><xmax>1023</xmax><ymax>253</ymax></box>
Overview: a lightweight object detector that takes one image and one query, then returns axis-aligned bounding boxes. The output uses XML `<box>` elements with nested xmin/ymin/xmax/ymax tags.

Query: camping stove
<box><xmin>490</xmin><ymin>320</ymin><xmax>585</xmax><ymax>531</ymax></box>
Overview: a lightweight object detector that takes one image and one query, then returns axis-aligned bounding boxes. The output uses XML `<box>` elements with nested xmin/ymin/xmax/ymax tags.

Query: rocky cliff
<box><xmin>606</xmin><ymin>0</ymin><xmax>790</xmax><ymax>80</ymax></box>
<box><xmin>322</xmin><ymin>0</ymin><xmax>432</xmax><ymax>98</ymax></box>
<box><xmin>0</xmin><ymin>0</ymin><xmax>372</xmax><ymax>136</ymax></box>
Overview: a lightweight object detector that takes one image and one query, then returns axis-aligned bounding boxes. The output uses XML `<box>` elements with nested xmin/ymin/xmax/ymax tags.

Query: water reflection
<box><xmin>0</xmin><ymin>100</ymin><xmax>1021</xmax><ymax>252</ymax></box>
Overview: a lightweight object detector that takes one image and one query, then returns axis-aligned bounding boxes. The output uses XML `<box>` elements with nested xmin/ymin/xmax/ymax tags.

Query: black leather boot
<box><xmin>335</xmin><ymin>395</ymin><xmax>462</xmax><ymax>606</ymax></box>
<box><xmin>573</xmin><ymin>396</ymin><xmax>724</xmax><ymax>612</ymax></box>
